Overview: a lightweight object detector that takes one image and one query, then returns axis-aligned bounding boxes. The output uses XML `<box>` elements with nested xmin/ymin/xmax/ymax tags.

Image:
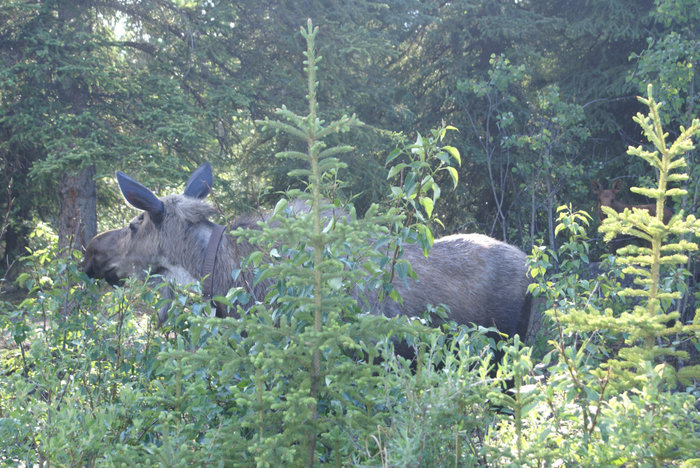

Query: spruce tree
<box><xmin>577</xmin><ymin>84</ymin><xmax>699</xmax><ymax>382</ymax></box>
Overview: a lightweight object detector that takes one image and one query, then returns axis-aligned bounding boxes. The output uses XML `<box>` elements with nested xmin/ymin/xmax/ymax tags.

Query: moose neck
<box><xmin>608</xmin><ymin>199</ymin><xmax>631</xmax><ymax>212</ymax></box>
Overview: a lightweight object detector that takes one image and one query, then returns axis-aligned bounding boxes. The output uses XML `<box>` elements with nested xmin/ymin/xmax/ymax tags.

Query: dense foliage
<box><xmin>1</xmin><ymin>0</ymin><xmax>698</xmax><ymax>257</ymax></box>
<box><xmin>1</xmin><ymin>0</ymin><xmax>699</xmax><ymax>466</ymax></box>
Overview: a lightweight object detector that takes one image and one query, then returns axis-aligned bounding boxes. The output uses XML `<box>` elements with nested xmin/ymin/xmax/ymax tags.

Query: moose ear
<box><xmin>611</xmin><ymin>179</ymin><xmax>622</xmax><ymax>193</ymax></box>
<box><xmin>183</xmin><ymin>163</ymin><xmax>212</xmax><ymax>199</ymax></box>
<box><xmin>592</xmin><ymin>180</ymin><xmax>601</xmax><ymax>193</ymax></box>
<box><xmin>116</xmin><ymin>171</ymin><xmax>165</xmax><ymax>223</ymax></box>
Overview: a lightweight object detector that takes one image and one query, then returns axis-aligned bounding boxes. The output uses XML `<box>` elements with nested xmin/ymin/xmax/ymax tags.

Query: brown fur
<box><xmin>592</xmin><ymin>180</ymin><xmax>673</xmax><ymax>253</ymax></box>
<box><xmin>84</xmin><ymin>171</ymin><xmax>531</xmax><ymax>338</ymax></box>
<box><xmin>592</xmin><ymin>180</ymin><xmax>672</xmax><ymax>224</ymax></box>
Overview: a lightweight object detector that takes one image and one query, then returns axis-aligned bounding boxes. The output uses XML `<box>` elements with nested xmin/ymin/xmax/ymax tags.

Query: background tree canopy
<box><xmin>0</xmin><ymin>3</ymin><xmax>698</xmax><ymax>466</ymax></box>
<box><xmin>0</xmin><ymin>0</ymin><xmax>697</xmax><ymax>266</ymax></box>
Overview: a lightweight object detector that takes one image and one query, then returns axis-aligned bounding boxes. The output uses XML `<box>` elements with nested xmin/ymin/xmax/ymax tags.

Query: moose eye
<box><xmin>129</xmin><ymin>214</ymin><xmax>144</xmax><ymax>234</ymax></box>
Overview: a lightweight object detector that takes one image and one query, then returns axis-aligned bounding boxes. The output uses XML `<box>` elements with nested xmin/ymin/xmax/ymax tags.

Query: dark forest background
<box><xmin>1</xmin><ymin>0</ymin><xmax>697</xmax><ymax>265</ymax></box>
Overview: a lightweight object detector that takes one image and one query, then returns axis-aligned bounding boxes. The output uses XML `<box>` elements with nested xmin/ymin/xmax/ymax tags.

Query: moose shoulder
<box><xmin>84</xmin><ymin>163</ymin><xmax>532</xmax><ymax>339</ymax></box>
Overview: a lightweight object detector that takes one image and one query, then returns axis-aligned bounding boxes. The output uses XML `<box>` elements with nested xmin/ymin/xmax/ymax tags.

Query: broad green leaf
<box><xmin>442</xmin><ymin>145</ymin><xmax>461</xmax><ymax>166</ymax></box>
<box><xmin>387</xmin><ymin>163</ymin><xmax>407</xmax><ymax>179</ymax></box>
<box><xmin>446</xmin><ymin>166</ymin><xmax>458</xmax><ymax>189</ymax></box>
<box><xmin>385</xmin><ymin>147</ymin><xmax>402</xmax><ymax>165</ymax></box>
<box><xmin>420</xmin><ymin>197</ymin><xmax>434</xmax><ymax>218</ymax></box>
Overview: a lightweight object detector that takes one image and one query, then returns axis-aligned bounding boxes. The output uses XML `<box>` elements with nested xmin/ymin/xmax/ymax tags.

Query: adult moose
<box><xmin>84</xmin><ymin>163</ymin><xmax>532</xmax><ymax>340</ymax></box>
<box><xmin>592</xmin><ymin>180</ymin><xmax>673</xmax><ymax>252</ymax></box>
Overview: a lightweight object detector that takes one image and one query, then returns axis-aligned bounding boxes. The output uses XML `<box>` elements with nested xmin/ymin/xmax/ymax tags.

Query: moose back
<box><xmin>84</xmin><ymin>163</ymin><xmax>532</xmax><ymax>338</ymax></box>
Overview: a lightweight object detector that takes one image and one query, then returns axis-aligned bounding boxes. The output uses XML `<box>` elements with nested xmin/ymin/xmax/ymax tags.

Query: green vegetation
<box><xmin>1</xmin><ymin>1</ymin><xmax>699</xmax><ymax>466</ymax></box>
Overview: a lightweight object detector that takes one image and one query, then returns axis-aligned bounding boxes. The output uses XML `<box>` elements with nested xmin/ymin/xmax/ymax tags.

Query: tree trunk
<box><xmin>55</xmin><ymin>1</ymin><xmax>97</xmax><ymax>252</ymax></box>
<box><xmin>58</xmin><ymin>164</ymin><xmax>96</xmax><ymax>251</ymax></box>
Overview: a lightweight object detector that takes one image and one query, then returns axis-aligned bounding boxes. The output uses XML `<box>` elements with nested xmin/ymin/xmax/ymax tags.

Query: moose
<box><xmin>592</xmin><ymin>180</ymin><xmax>673</xmax><ymax>252</ymax></box>
<box><xmin>84</xmin><ymin>163</ymin><xmax>532</xmax><ymax>340</ymax></box>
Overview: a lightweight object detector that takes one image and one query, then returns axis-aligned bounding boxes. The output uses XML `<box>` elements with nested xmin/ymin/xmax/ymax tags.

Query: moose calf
<box><xmin>592</xmin><ymin>179</ymin><xmax>673</xmax><ymax>253</ymax></box>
